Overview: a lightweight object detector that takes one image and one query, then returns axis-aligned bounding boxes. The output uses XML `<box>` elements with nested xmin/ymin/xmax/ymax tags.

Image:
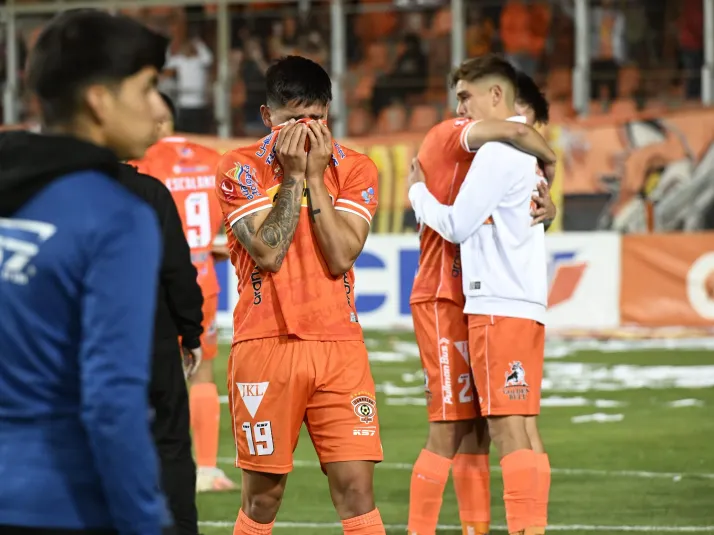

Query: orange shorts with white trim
<box><xmin>226</xmin><ymin>336</ymin><xmax>383</xmax><ymax>474</ymax></box>
<box><xmin>412</xmin><ymin>300</ymin><xmax>480</xmax><ymax>422</ymax></box>
<box><xmin>467</xmin><ymin>315</ymin><xmax>545</xmax><ymax>417</ymax></box>
<box><xmin>201</xmin><ymin>294</ymin><xmax>219</xmax><ymax>361</ymax></box>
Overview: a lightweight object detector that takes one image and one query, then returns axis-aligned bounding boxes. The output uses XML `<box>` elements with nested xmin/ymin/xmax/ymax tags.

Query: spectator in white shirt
<box><xmin>165</xmin><ymin>37</ymin><xmax>213</xmax><ymax>133</ymax></box>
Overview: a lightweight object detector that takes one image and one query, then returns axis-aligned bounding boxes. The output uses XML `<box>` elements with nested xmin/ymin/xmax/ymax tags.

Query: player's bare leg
<box><xmin>325</xmin><ymin>461</ymin><xmax>386</xmax><ymax>534</ymax></box>
<box><xmin>235</xmin><ymin>470</ymin><xmax>288</xmax><ymax>534</ymax></box>
<box><xmin>525</xmin><ymin>417</ymin><xmax>549</xmax><ymax>535</ymax></box>
<box><xmin>487</xmin><ymin>416</ymin><xmax>535</xmax><ymax>535</ymax></box>
<box><xmin>190</xmin><ymin>361</ymin><xmax>237</xmax><ymax>492</ymax></box>
<box><xmin>453</xmin><ymin>418</ymin><xmax>491</xmax><ymax>535</ymax></box>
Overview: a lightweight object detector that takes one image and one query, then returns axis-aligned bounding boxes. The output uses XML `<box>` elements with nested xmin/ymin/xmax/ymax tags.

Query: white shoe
<box><xmin>196</xmin><ymin>466</ymin><xmax>238</xmax><ymax>493</ymax></box>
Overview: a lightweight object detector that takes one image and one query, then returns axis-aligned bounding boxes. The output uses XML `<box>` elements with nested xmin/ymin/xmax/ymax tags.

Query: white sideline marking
<box><xmin>216</xmin><ymin>457</ymin><xmax>714</xmax><ymax>481</ymax></box>
<box><xmin>199</xmin><ymin>520</ymin><xmax>714</xmax><ymax>532</ymax></box>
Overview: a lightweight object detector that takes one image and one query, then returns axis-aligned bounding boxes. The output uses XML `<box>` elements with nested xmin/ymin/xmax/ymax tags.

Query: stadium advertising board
<box><xmin>620</xmin><ymin>233</ymin><xmax>714</xmax><ymax>326</ymax></box>
<box><xmin>216</xmin><ymin>232</ymin><xmax>622</xmax><ymax>333</ymax></box>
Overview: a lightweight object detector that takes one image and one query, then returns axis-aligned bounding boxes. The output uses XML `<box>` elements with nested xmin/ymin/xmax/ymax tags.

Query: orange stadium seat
<box><xmin>408</xmin><ymin>105</ymin><xmax>439</xmax><ymax>132</ymax></box>
<box><xmin>375</xmin><ymin>104</ymin><xmax>407</xmax><ymax>134</ymax></box>
<box><xmin>347</xmin><ymin>108</ymin><xmax>373</xmax><ymax>137</ymax></box>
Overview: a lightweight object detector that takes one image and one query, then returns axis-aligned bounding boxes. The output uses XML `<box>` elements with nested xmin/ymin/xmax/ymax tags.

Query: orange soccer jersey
<box><xmin>410</xmin><ymin>118</ymin><xmax>478</xmax><ymax>307</ymax></box>
<box><xmin>134</xmin><ymin>137</ymin><xmax>224</xmax><ymax>298</ymax></box>
<box><xmin>215</xmin><ymin>130</ymin><xmax>379</xmax><ymax>344</ymax></box>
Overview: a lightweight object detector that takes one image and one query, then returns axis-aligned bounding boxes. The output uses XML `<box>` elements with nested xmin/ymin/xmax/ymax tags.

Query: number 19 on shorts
<box><xmin>242</xmin><ymin>421</ymin><xmax>275</xmax><ymax>456</ymax></box>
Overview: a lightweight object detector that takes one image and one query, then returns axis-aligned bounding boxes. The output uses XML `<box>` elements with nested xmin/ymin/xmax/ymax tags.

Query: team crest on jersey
<box><xmin>351</xmin><ymin>392</ymin><xmax>377</xmax><ymax>424</ymax></box>
<box><xmin>220</xmin><ymin>178</ymin><xmax>238</xmax><ymax>201</ymax></box>
<box><xmin>503</xmin><ymin>361</ymin><xmax>529</xmax><ymax>401</ymax></box>
<box><xmin>361</xmin><ymin>187</ymin><xmax>375</xmax><ymax>204</ymax></box>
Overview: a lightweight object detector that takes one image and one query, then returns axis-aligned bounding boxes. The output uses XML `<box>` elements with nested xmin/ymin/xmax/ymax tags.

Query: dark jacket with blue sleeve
<box><xmin>0</xmin><ymin>132</ymin><xmax>170</xmax><ymax>535</ymax></box>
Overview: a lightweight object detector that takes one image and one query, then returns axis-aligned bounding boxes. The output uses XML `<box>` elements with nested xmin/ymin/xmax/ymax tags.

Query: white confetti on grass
<box><xmin>571</xmin><ymin>412</ymin><xmax>625</xmax><ymax>424</ymax></box>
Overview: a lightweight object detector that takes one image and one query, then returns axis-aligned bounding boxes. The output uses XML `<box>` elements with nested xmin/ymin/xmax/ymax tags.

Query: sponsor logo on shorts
<box><xmin>438</xmin><ymin>337</ymin><xmax>453</xmax><ymax>405</ymax></box>
<box><xmin>503</xmin><ymin>361</ymin><xmax>529</xmax><ymax>401</ymax></box>
<box><xmin>236</xmin><ymin>382</ymin><xmax>269</xmax><ymax>418</ymax></box>
<box><xmin>351</xmin><ymin>392</ymin><xmax>377</xmax><ymax>424</ymax></box>
<box><xmin>251</xmin><ymin>267</ymin><xmax>262</xmax><ymax>305</ymax></box>
<box><xmin>352</xmin><ymin>425</ymin><xmax>377</xmax><ymax>437</ymax></box>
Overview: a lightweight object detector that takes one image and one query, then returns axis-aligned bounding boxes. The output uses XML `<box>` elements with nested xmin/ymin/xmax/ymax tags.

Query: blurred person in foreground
<box><xmin>409</xmin><ymin>55</ymin><xmax>552</xmax><ymax>535</ymax></box>
<box><xmin>215</xmin><ymin>55</ymin><xmax>385</xmax><ymax>534</ymax></box>
<box><xmin>119</xmin><ymin>94</ymin><xmax>207</xmax><ymax>535</ymax></box>
<box><xmin>0</xmin><ymin>9</ymin><xmax>172</xmax><ymax>535</ymax></box>
<box><xmin>407</xmin><ymin>67</ymin><xmax>555</xmax><ymax>535</ymax></box>
<box><xmin>133</xmin><ymin>92</ymin><xmax>237</xmax><ymax>493</ymax></box>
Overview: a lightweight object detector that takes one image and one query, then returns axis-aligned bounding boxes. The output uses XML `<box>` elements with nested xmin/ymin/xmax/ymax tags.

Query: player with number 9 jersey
<box><xmin>134</xmin><ymin>136</ymin><xmax>223</xmax><ymax>358</ymax></box>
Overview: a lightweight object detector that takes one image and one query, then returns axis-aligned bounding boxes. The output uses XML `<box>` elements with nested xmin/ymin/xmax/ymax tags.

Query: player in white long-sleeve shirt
<box><xmin>409</xmin><ymin>55</ymin><xmax>550</xmax><ymax>535</ymax></box>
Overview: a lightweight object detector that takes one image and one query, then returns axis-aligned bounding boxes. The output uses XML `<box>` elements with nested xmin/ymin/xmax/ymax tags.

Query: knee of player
<box><xmin>329</xmin><ymin>475</ymin><xmax>376</xmax><ymax>517</ymax></box>
<box><xmin>425</xmin><ymin>421</ymin><xmax>472</xmax><ymax>458</ymax></box>
<box><xmin>487</xmin><ymin>416</ymin><xmax>530</xmax><ymax>451</ymax></box>
<box><xmin>243</xmin><ymin>489</ymin><xmax>284</xmax><ymax>523</ymax></box>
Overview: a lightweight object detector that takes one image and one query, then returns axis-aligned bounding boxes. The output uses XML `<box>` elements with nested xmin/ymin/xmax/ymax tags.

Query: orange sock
<box><xmin>189</xmin><ymin>382</ymin><xmax>220</xmax><ymax>468</ymax></box>
<box><xmin>407</xmin><ymin>449</ymin><xmax>452</xmax><ymax>535</ymax></box>
<box><xmin>500</xmin><ymin>449</ymin><xmax>538</xmax><ymax>534</ymax></box>
<box><xmin>341</xmin><ymin>509</ymin><xmax>386</xmax><ymax>534</ymax></box>
<box><xmin>453</xmin><ymin>453</ymin><xmax>491</xmax><ymax>535</ymax></box>
<box><xmin>234</xmin><ymin>509</ymin><xmax>273</xmax><ymax>535</ymax></box>
<box><xmin>533</xmin><ymin>453</ymin><xmax>551</xmax><ymax>529</ymax></box>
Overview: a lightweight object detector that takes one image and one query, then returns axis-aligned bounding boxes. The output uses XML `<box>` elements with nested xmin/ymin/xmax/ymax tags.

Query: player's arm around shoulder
<box><xmin>465</xmin><ymin>119</ymin><xmax>556</xmax><ymax>164</ymax></box>
<box><xmin>304</xmin><ymin>122</ymin><xmax>376</xmax><ymax>277</ymax></box>
<box><xmin>215</xmin><ymin>122</ymin><xmax>308</xmax><ymax>273</ymax></box>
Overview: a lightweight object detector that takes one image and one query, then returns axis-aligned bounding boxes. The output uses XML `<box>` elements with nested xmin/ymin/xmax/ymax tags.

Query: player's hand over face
<box><xmin>531</xmin><ymin>181</ymin><xmax>557</xmax><ymax>226</ymax></box>
<box><xmin>407</xmin><ymin>158</ymin><xmax>426</xmax><ymax>189</ymax></box>
<box><xmin>275</xmin><ymin>120</ymin><xmax>309</xmax><ymax>180</ymax></box>
<box><xmin>305</xmin><ymin>121</ymin><xmax>333</xmax><ymax>181</ymax></box>
<box><xmin>181</xmin><ymin>345</ymin><xmax>203</xmax><ymax>379</ymax></box>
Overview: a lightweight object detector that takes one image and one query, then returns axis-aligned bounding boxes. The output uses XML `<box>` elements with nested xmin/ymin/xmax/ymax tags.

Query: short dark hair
<box><xmin>265</xmin><ymin>55</ymin><xmax>332</xmax><ymax>108</ymax></box>
<box><xmin>515</xmin><ymin>71</ymin><xmax>550</xmax><ymax>125</ymax></box>
<box><xmin>27</xmin><ymin>9</ymin><xmax>168</xmax><ymax>126</ymax></box>
<box><xmin>159</xmin><ymin>91</ymin><xmax>177</xmax><ymax>123</ymax></box>
<box><xmin>449</xmin><ymin>54</ymin><xmax>518</xmax><ymax>90</ymax></box>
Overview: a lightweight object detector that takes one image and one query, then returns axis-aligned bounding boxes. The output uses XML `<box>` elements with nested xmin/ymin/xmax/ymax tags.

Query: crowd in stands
<box><xmin>1</xmin><ymin>0</ymin><xmax>707</xmax><ymax>136</ymax></box>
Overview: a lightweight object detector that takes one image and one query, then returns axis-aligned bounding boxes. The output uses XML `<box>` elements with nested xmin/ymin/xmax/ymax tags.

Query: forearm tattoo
<box><xmin>305</xmin><ymin>187</ymin><xmax>321</xmax><ymax>222</ymax></box>
<box><xmin>231</xmin><ymin>213</ymin><xmax>257</xmax><ymax>255</ymax></box>
<box><xmin>230</xmin><ymin>176</ymin><xmax>303</xmax><ymax>267</ymax></box>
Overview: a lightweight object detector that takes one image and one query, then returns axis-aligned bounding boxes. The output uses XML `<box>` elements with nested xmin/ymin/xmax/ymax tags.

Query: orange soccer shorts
<box><xmin>467</xmin><ymin>315</ymin><xmax>545</xmax><ymax>417</ymax></box>
<box><xmin>200</xmin><ymin>294</ymin><xmax>219</xmax><ymax>360</ymax></box>
<box><xmin>412</xmin><ymin>300</ymin><xmax>479</xmax><ymax>422</ymax></box>
<box><xmin>227</xmin><ymin>336</ymin><xmax>384</xmax><ymax>474</ymax></box>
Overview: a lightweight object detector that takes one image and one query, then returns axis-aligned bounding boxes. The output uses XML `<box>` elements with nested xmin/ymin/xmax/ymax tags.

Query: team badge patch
<box><xmin>220</xmin><ymin>178</ymin><xmax>238</xmax><ymax>201</ymax></box>
<box><xmin>351</xmin><ymin>392</ymin><xmax>377</xmax><ymax>424</ymax></box>
<box><xmin>503</xmin><ymin>361</ymin><xmax>529</xmax><ymax>401</ymax></box>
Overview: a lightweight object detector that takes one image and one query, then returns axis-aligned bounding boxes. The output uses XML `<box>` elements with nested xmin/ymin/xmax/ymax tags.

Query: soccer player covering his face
<box><xmin>409</xmin><ymin>55</ymin><xmax>554</xmax><ymax>535</ymax></box>
<box><xmin>407</xmin><ymin>66</ymin><xmax>555</xmax><ymax>535</ymax></box>
<box><xmin>214</xmin><ymin>56</ymin><xmax>385</xmax><ymax>535</ymax></box>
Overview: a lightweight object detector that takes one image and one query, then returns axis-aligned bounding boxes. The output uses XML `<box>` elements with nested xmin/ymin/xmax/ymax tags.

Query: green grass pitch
<box><xmin>196</xmin><ymin>331</ymin><xmax>714</xmax><ymax>534</ymax></box>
